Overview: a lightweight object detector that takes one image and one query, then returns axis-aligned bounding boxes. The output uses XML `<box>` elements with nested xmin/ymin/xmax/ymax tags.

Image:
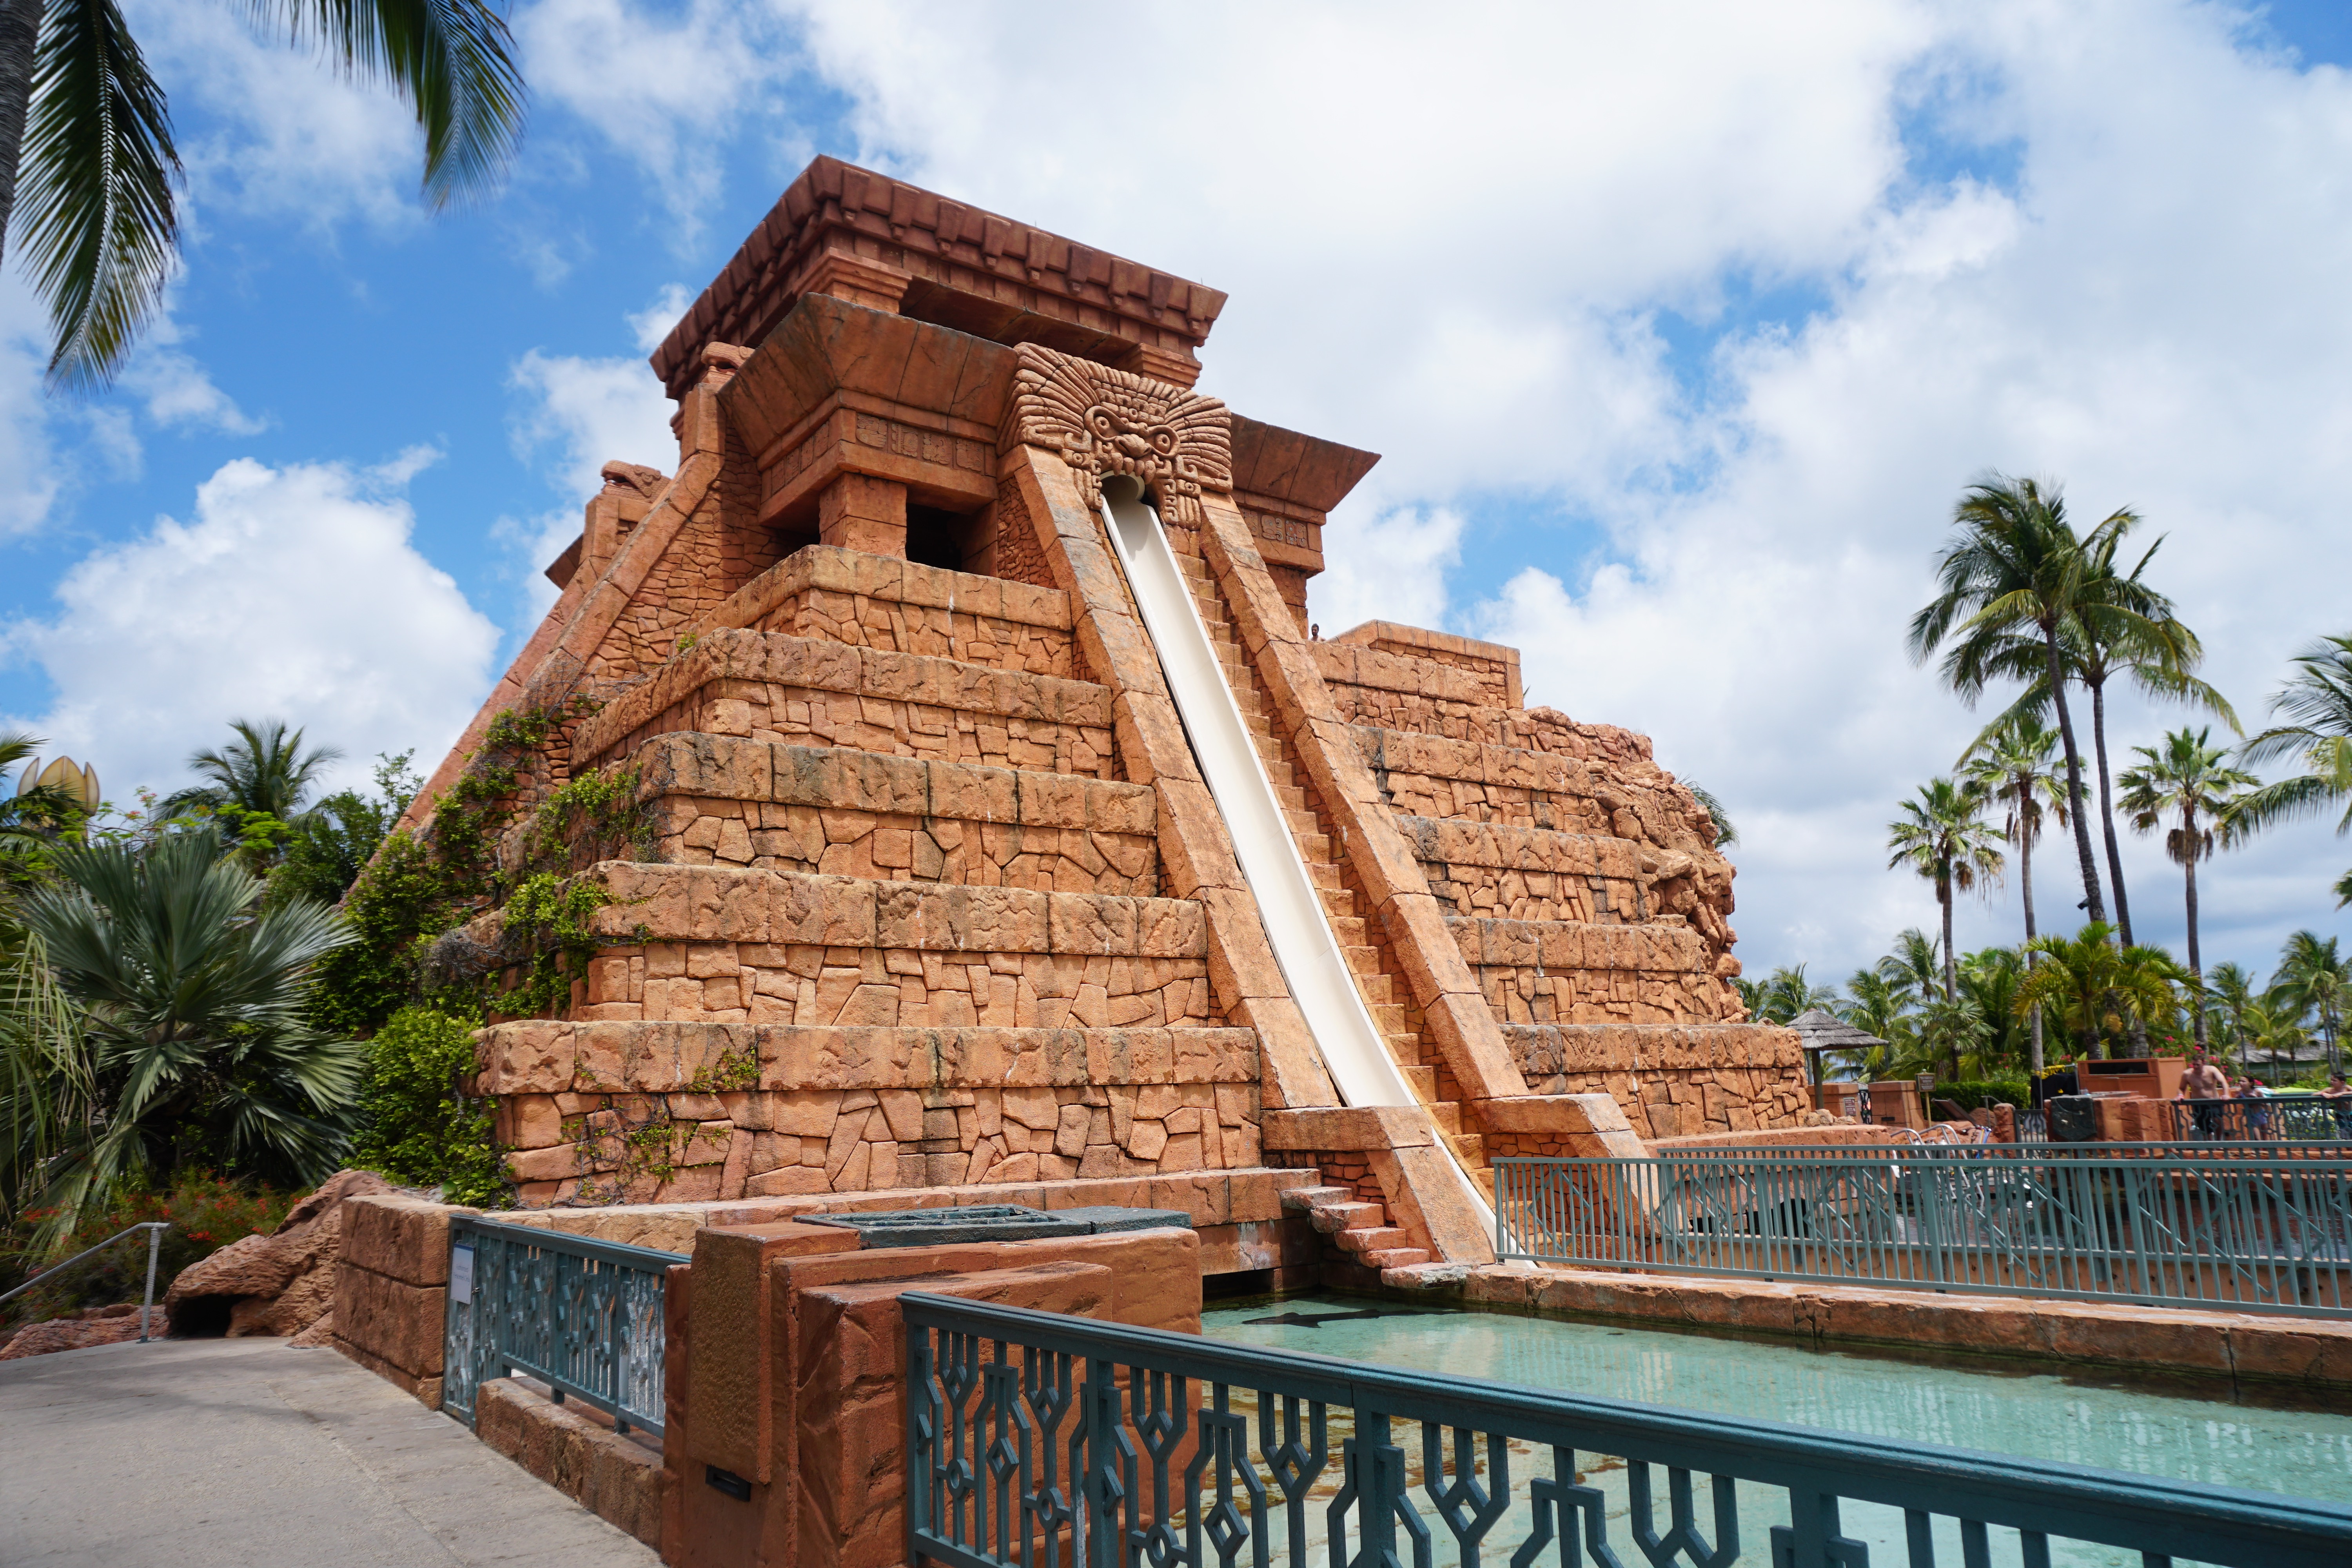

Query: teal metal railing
<box><xmin>901</xmin><ymin>1292</ymin><xmax>2352</xmax><ymax>1568</ymax></box>
<box><xmin>1493</xmin><ymin>1149</ymin><xmax>2352</xmax><ymax>1317</ymax></box>
<box><xmin>441</xmin><ymin>1216</ymin><xmax>682</xmax><ymax>1436</ymax></box>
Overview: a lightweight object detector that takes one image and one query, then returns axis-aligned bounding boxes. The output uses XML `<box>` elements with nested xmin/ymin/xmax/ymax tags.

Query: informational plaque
<box><xmin>449</xmin><ymin>1242</ymin><xmax>474</xmax><ymax>1305</ymax></box>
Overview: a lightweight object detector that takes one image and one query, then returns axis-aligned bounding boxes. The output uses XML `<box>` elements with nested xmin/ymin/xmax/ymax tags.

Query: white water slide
<box><xmin>1096</xmin><ymin>479</ymin><xmax>1494</xmax><ymax>1238</ymax></box>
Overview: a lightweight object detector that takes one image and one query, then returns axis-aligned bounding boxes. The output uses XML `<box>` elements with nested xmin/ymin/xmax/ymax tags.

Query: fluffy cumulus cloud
<box><xmin>1</xmin><ymin>455</ymin><xmax>499</xmax><ymax>797</ymax></box>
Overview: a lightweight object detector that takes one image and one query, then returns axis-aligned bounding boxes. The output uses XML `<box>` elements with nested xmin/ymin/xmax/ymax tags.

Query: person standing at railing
<box><xmin>2179</xmin><ymin>1051</ymin><xmax>2229</xmax><ymax>1138</ymax></box>
<box><xmin>2320</xmin><ymin>1071</ymin><xmax>2352</xmax><ymax>1139</ymax></box>
<box><xmin>2236</xmin><ymin>1076</ymin><xmax>2274</xmax><ymax>1140</ymax></box>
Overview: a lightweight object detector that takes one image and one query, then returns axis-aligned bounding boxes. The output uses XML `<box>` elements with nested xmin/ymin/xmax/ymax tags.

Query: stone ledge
<box><xmin>1459</xmin><ymin>1265</ymin><xmax>2352</xmax><ymax>1391</ymax></box>
<box><xmin>1506</xmin><ymin>1022</ymin><xmax>1805</xmax><ymax>1076</ymax></box>
<box><xmin>630</xmin><ymin>737</ymin><xmax>1153</xmax><ymax>830</ymax></box>
<box><xmin>474</xmin><ymin>1378</ymin><xmax>664</xmax><ymax>1550</ymax></box>
<box><xmin>1446</xmin><ymin>914</ymin><xmax>1712</xmax><ymax>976</ymax></box>
<box><xmin>476</xmin><ymin>1021</ymin><xmax>1260</xmax><ymax>1094</ymax></box>
<box><xmin>693</xmin><ymin>543</ymin><xmax>1071</xmax><ymax>641</ymax></box>
<box><xmin>575</xmin><ymin>863</ymin><xmax>1207</xmax><ymax>956</ymax></box>
<box><xmin>574</xmin><ymin>629</ymin><xmax>1111</xmax><ymax>767</ymax></box>
<box><xmin>1260</xmin><ymin>1104</ymin><xmax>1436</xmax><ymax>1151</ymax></box>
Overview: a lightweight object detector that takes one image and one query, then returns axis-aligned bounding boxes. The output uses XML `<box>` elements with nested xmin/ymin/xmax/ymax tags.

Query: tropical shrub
<box><xmin>350</xmin><ymin>1007</ymin><xmax>505</xmax><ymax>1206</ymax></box>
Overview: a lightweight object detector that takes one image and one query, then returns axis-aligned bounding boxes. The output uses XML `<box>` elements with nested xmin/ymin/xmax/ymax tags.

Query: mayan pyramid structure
<box><xmin>404</xmin><ymin>156</ymin><xmax>1805</xmax><ymax>1278</ymax></box>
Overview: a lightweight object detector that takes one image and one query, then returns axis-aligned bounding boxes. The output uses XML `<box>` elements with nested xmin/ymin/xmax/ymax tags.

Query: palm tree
<box><xmin>0</xmin><ymin>2</ymin><xmax>525</xmax><ymax>390</ymax></box>
<box><xmin>1747</xmin><ymin>964</ymin><xmax>1838</xmax><ymax>1025</ymax></box>
<box><xmin>157</xmin><ymin>719</ymin><xmax>341</xmax><ymax>872</ymax></box>
<box><xmin>1955</xmin><ymin>945</ymin><xmax>2028</xmax><ymax>1072</ymax></box>
<box><xmin>2223</xmin><ymin>632</ymin><xmax>2352</xmax><ymax>908</ymax></box>
<box><xmin>2271</xmin><ymin>931</ymin><xmax>2349</xmax><ymax>1076</ymax></box>
<box><xmin>1684</xmin><ymin>783</ymin><xmax>1737</xmax><ymax>848</ymax></box>
<box><xmin>1886</xmin><ymin>777</ymin><xmax>2004</xmax><ymax>1007</ymax></box>
<box><xmin>2205</xmin><ymin>960</ymin><xmax>2261</xmax><ymax>1068</ymax></box>
<box><xmin>11</xmin><ymin>827</ymin><xmax>361</xmax><ymax>1240</ymax></box>
<box><xmin>1910</xmin><ymin>475</ymin><xmax>2147</xmax><ymax>927</ymax></box>
<box><xmin>2015</xmin><ymin>923</ymin><xmax>2188</xmax><ymax>1059</ymax></box>
<box><xmin>1964</xmin><ymin>715</ymin><xmax>2069</xmax><ymax>1071</ymax></box>
<box><xmin>2117</xmin><ymin>727</ymin><xmax>2256</xmax><ymax>1048</ymax></box>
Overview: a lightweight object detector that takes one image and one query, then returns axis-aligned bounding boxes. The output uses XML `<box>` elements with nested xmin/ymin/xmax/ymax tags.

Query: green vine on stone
<box><xmin>501</xmin><ymin>871</ymin><xmax>612</xmax><ymax>1018</ymax></box>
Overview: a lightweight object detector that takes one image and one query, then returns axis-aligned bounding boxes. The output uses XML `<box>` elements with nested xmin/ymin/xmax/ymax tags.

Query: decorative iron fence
<box><xmin>901</xmin><ymin>1292</ymin><xmax>2352</xmax><ymax>1568</ymax></box>
<box><xmin>1492</xmin><ymin>1150</ymin><xmax>2352</xmax><ymax>1318</ymax></box>
<box><xmin>441</xmin><ymin>1216</ymin><xmax>682</xmax><ymax>1435</ymax></box>
<box><xmin>2172</xmin><ymin>1097</ymin><xmax>2352</xmax><ymax>1143</ymax></box>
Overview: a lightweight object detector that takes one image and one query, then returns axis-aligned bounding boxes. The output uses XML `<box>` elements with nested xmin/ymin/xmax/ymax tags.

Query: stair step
<box><xmin>1447</xmin><ymin>1131</ymin><xmax>1488</xmax><ymax>1165</ymax></box>
<box><xmin>1319</xmin><ymin>888</ymin><xmax>1357</xmax><ymax>918</ymax></box>
<box><xmin>1400</xmin><ymin>1065</ymin><xmax>1439</xmax><ymax>1100</ymax></box>
<box><xmin>1363</xmin><ymin>1247</ymin><xmax>1431</xmax><ymax>1270</ymax></box>
<box><xmin>1369</xmin><ymin>1001</ymin><xmax>1410</xmax><ymax>1035</ymax></box>
<box><xmin>1309</xmin><ymin>1201</ymin><xmax>1387</xmax><ymax>1235</ymax></box>
<box><xmin>1427</xmin><ymin>1102</ymin><xmax>1462</xmax><ymax>1135</ymax></box>
<box><xmin>1337</xmin><ymin>1227</ymin><xmax>1414</xmax><ymax>1255</ymax></box>
<box><xmin>1328</xmin><ymin>915</ymin><xmax>1367</xmax><ymax>944</ymax></box>
<box><xmin>1308</xmin><ymin>862</ymin><xmax>1342</xmax><ymax>891</ymax></box>
<box><xmin>1280</xmin><ymin>1186</ymin><xmax>1357</xmax><ymax>1213</ymax></box>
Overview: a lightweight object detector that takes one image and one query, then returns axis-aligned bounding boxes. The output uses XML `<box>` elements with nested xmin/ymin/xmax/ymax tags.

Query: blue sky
<box><xmin>2</xmin><ymin>0</ymin><xmax>2348</xmax><ymax>989</ymax></box>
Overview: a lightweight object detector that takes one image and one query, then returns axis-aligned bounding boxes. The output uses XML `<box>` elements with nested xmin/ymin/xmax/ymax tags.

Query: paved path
<box><xmin>1</xmin><ymin>1337</ymin><xmax>659</xmax><ymax>1567</ymax></box>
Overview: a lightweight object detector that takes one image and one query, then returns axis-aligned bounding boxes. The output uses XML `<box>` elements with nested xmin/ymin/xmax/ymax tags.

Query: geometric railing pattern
<box><xmin>1495</xmin><ymin>1151</ymin><xmax>2352</xmax><ymax>1318</ymax></box>
<box><xmin>440</xmin><ymin>1216</ymin><xmax>683</xmax><ymax>1435</ymax></box>
<box><xmin>902</xmin><ymin>1292</ymin><xmax>2352</xmax><ymax>1568</ymax></box>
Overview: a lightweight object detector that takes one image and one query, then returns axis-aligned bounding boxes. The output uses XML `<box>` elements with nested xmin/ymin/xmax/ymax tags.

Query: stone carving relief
<box><xmin>600</xmin><ymin>461</ymin><xmax>668</xmax><ymax>499</ymax></box>
<box><xmin>1002</xmin><ymin>344</ymin><xmax>1231</xmax><ymax>524</ymax></box>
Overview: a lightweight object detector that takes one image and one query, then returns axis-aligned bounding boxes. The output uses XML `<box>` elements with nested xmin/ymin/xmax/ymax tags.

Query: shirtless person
<box><xmin>2180</xmin><ymin>1051</ymin><xmax>2229</xmax><ymax>1138</ymax></box>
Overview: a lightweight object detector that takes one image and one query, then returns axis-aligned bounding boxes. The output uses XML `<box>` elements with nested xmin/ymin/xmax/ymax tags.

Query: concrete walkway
<box><xmin>1</xmin><ymin>1337</ymin><xmax>659</xmax><ymax>1567</ymax></box>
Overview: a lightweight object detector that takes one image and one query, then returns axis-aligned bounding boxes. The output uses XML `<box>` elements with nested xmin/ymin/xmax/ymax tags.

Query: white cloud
<box><xmin>1311</xmin><ymin>505</ymin><xmax>1464</xmax><ymax>637</ymax></box>
<box><xmin>629</xmin><ymin>285</ymin><xmax>693</xmax><ymax>354</ymax></box>
<box><xmin>0</xmin><ymin>456</ymin><xmax>498</xmax><ymax>799</ymax></box>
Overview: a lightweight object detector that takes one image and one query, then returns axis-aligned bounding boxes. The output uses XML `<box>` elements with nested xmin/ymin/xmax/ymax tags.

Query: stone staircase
<box><xmin>1170</xmin><ymin>547</ymin><xmax>1497</xmax><ymax>1198</ymax></box>
<box><xmin>1279</xmin><ymin>1183</ymin><xmax>1429</xmax><ymax>1272</ymax></box>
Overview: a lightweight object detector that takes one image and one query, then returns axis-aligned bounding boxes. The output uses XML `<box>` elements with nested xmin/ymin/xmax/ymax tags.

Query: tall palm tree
<box><xmin>1886</xmin><ymin>777</ymin><xmax>2004</xmax><ymax>1007</ymax></box>
<box><xmin>0</xmin><ymin>1</ymin><xmax>525</xmax><ymax>390</ymax></box>
<box><xmin>2271</xmin><ymin>931</ymin><xmax>2349</xmax><ymax>1076</ymax></box>
<box><xmin>2223</xmin><ymin>632</ymin><xmax>2352</xmax><ymax>909</ymax></box>
<box><xmin>1964</xmin><ymin>714</ymin><xmax>2069</xmax><ymax>1071</ymax></box>
<box><xmin>12</xmin><ymin>827</ymin><xmax>360</xmax><ymax>1240</ymax></box>
<box><xmin>2015</xmin><ymin>923</ymin><xmax>2187</xmax><ymax>1060</ymax></box>
<box><xmin>1748</xmin><ymin>964</ymin><xmax>1838</xmax><ymax>1025</ymax></box>
<box><xmin>2204</xmin><ymin>960</ymin><xmax>2261</xmax><ymax>1067</ymax></box>
<box><xmin>1910</xmin><ymin>475</ymin><xmax>2145</xmax><ymax>926</ymax></box>
<box><xmin>2118</xmin><ymin>727</ymin><xmax>2256</xmax><ymax>1048</ymax></box>
<box><xmin>159</xmin><ymin>718</ymin><xmax>340</xmax><ymax>828</ymax></box>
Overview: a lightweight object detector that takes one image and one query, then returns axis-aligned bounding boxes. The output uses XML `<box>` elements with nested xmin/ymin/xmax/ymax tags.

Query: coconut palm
<box><xmin>2015</xmin><ymin>923</ymin><xmax>2188</xmax><ymax>1059</ymax></box>
<box><xmin>0</xmin><ymin>2</ymin><xmax>525</xmax><ymax>390</ymax></box>
<box><xmin>11</xmin><ymin>827</ymin><xmax>361</xmax><ymax>1240</ymax></box>
<box><xmin>1746</xmin><ymin>964</ymin><xmax>1838</xmax><ymax>1025</ymax></box>
<box><xmin>1910</xmin><ymin>475</ymin><xmax>2151</xmax><ymax>926</ymax></box>
<box><xmin>2270</xmin><ymin>931</ymin><xmax>2349</xmax><ymax>1076</ymax></box>
<box><xmin>2205</xmin><ymin>960</ymin><xmax>2261</xmax><ymax>1067</ymax></box>
<box><xmin>1886</xmin><ymin>777</ymin><xmax>2004</xmax><ymax>1006</ymax></box>
<box><xmin>2118</xmin><ymin>727</ymin><xmax>2257</xmax><ymax>1048</ymax></box>
<box><xmin>1964</xmin><ymin>714</ymin><xmax>2070</xmax><ymax>1071</ymax></box>
<box><xmin>2223</xmin><ymin>632</ymin><xmax>2352</xmax><ymax>907</ymax></box>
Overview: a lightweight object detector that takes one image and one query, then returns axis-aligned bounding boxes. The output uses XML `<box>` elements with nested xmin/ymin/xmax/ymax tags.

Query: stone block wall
<box><xmin>333</xmin><ymin>1194</ymin><xmax>470</xmax><ymax>1405</ymax></box>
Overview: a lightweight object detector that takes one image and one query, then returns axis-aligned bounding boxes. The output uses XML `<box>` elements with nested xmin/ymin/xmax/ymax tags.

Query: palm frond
<box><xmin>241</xmin><ymin>0</ymin><xmax>526</xmax><ymax>210</ymax></box>
<box><xmin>18</xmin><ymin>0</ymin><xmax>180</xmax><ymax>392</ymax></box>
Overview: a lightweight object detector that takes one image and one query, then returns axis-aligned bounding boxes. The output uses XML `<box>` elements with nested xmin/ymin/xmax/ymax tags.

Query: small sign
<box><xmin>450</xmin><ymin>1243</ymin><xmax>474</xmax><ymax>1305</ymax></box>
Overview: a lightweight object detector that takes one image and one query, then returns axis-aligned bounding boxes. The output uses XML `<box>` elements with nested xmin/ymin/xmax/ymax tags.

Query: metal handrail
<box><xmin>902</xmin><ymin>1292</ymin><xmax>2352</xmax><ymax>1568</ymax></box>
<box><xmin>0</xmin><ymin>1221</ymin><xmax>169</xmax><ymax>1341</ymax></box>
<box><xmin>1494</xmin><ymin>1151</ymin><xmax>2352</xmax><ymax>1316</ymax></box>
<box><xmin>442</xmin><ymin>1216</ymin><xmax>682</xmax><ymax>1436</ymax></box>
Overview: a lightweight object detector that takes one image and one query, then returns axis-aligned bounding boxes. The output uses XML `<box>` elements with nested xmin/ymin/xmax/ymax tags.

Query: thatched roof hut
<box><xmin>1787</xmin><ymin>1008</ymin><xmax>1886</xmax><ymax>1083</ymax></box>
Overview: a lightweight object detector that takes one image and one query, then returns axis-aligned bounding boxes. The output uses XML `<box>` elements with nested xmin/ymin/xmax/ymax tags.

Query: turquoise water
<box><xmin>1196</xmin><ymin>1298</ymin><xmax>2352</xmax><ymax>1566</ymax></box>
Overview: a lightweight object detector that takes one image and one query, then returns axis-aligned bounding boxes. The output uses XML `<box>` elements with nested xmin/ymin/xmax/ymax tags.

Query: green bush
<box><xmin>1</xmin><ymin>1172</ymin><xmax>296</xmax><ymax>1333</ymax></box>
<box><xmin>1927</xmin><ymin>1077</ymin><xmax>2033</xmax><ymax>1113</ymax></box>
<box><xmin>350</xmin><ymin>1007</ymin><xmax>506</xmax><ymax>1206</ymax></box>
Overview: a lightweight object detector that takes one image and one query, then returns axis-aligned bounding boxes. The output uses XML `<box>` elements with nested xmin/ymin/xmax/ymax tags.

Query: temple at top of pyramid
<box><xmin>405</xmin><ymin>156</ymin><xmax>1800</xmax><ymax>1283</ymax></box>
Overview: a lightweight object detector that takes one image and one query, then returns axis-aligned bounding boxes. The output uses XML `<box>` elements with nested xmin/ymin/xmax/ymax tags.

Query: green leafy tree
<box><xmin>2014</xmin><ymin>923</ymin><xmax>2187</xmax><ymax>1060</ymax></box>
<box><xmin>2223</xmin><ymin>632</ymin><xmax>2352</xmax><ymax>909</ymax></box>
<box><xmin>2270</xmin><ymin>931</ymin><xmax>2349</xmax><ymax>1076</ymax></box>
<box><xmin>2117</xmin><ymin>727</ymin><xmax>2256</xmax><ymax>1047</ymax></box>
<box><xmin>1886</xmin><ymin>777</ymin><xmax>2004</xmax><ymax>1017</ymax></box>
<box><xmin>0</xmin><ymin>1</ymin><xmax>526</xmax><ymax>390</ymax></box>
<box><xmin>11</xmin><ymin>828</ymin><xmax>362</xmax><ymax>1241</ymax></box>
<box><xmin>1746</xmin><ymin>964</ymin><xmax>1839</xmax><ymax>1025</ymax></box>
<box><xmin>1910</xmin><ymin>475</ymin><xmax>2161</xmax><ymax>928</ymax></box>
<box><xmin>1955</xmin><ymin>946</ymin><xmax>2028</xmax><ymax>1072</ymax></box>
<box><xmin>2204</xmin><ymin>960</ymin><xmax>2261</xmax><ymax>1067</ymax></box>
<box><xmin>267</xmin><ymin>751</ymin><xmax>419</xmax><ymax>910</ymax></box>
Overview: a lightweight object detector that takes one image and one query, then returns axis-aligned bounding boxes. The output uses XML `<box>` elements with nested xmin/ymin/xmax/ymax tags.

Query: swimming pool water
<box><xmin>1196</xmin><ymin>1297</ymin><xmax>2352</xmax><ymax>1564</ymax></box>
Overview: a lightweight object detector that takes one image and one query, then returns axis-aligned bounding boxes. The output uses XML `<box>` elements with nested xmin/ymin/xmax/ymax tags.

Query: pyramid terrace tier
<box><xmin>481</xmin><ymin>864</ymin><xmax>1214</xmax><ymax>1029</ymax></box>
<box><xmin>1396</xmin><ymin>814</ymin><xmax>1652</xmax><ymax>925</ymax></box>
<box><xmin>1351</xmin><ymin>725</ymin><xmax>1719</xmax><ymax>853</ymax></box>
<box><xmin>1446</xmin><ymin>915</ymin><xmax>1741</xmax><ymax>1025</ymax></box>
<box><xmin>571</xmin><ymin>628</ymin><xmax>1113</xmax><ymax>779</ymax></box>
<box><xmin>524</xmin><ymin>736</ymin><xmax>1158</xmax><ymax>896</ymax></box>
<box><xmin>471</xmin><ymin>1020</ymin><xmax>1263</xmax><ymax>1202</ymax></box>
<box><xmin>686</xmin><ymin>544</ymin><xmax>1076</xmax><ymax>677</ymax></box>
<box><xmin>1501</xmin><ymin>1022</ymin><xmax>1811</xmax><ymax>1142</ymax></box>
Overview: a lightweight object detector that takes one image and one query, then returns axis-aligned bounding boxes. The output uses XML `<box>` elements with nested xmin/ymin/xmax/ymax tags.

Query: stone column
<box><xmin>816</xmin><ymin>472</ymin><xmax>907</xmax><ymax>557</ymax></box>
